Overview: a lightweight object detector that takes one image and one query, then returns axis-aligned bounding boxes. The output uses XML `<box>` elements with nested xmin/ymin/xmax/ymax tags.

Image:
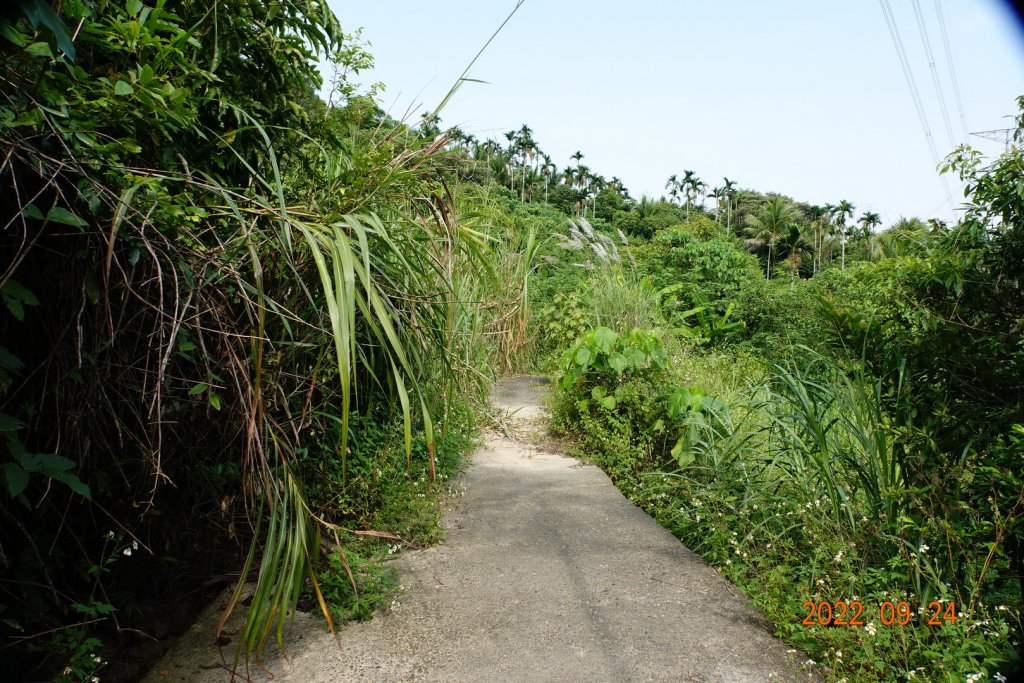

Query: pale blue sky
<box><xmin>322</xmin><ymin>1</ymin><xmax>1024</xmax><ymax>225</ymax></box>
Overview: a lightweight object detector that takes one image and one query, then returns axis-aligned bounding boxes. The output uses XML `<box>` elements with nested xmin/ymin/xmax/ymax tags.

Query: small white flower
<box><xmin>918</xmin><ymin>544</ymin><xmax>929</xmax><ymax>554</ymax></box>
<box><xmin>834</xmin><ymin>550</ymin><xmax>844</xmax><ymax>562</ymax></box>
<box><xmin>132</xmin><ymin>540</ymin><xmax>138</xmax><ymax>551</ymax></box>
<box><xmin>834</xmin><ymin>650</ymin><xmax>842</xmax><ymax>659</ymax></box>
<box><xmin>122</xmin><ymin>548</ymin><xmax>132</xmax><ymax>556</ymax></box>
<box><xmin>104</xmin><ymin>530</ymin><xmax>115</xmax><ymax>540</ymax></box>
<box><xmin>994</xmin><ymin>673</ymin><xmax>1007</xmax><ymax>683</ymax></box>
<box><xmin>865</xmin><ymin>622</ymin><xmax>877</xmax><ymax>636</ymax></box>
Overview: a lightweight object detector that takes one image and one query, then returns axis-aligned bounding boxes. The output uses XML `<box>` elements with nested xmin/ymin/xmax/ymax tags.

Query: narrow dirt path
<box><xmin>146</xmin><ymin>376</ymin><xmax>812</xmax><ymax>682</ymax></box>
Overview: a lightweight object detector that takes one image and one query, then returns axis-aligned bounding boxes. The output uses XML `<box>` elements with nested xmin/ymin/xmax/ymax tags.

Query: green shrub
<box><xmin>533</xmin><ymin>292</ymin><xmax>592</xmax><ymax>359</ymax></box>
<box><xmin>558</xmin><ymin>327</ymin><xmax>667</xmax><ymax>389</ymax></box>
<box><xmin>563</xmin><ymin>345</ymin><xmax>1023</xmax><ymax>681</ymax></box>
<box><xmin>317</xmin><ymin>550</ymin><xmax>399</xmax><ymax>624</ymax></box>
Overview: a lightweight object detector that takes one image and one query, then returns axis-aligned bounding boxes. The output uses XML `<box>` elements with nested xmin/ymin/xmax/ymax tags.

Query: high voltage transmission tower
<box><xmin>970</xmin><ymin>128</ymin><xmax>1016</xmax><ymax>152</ymax></box>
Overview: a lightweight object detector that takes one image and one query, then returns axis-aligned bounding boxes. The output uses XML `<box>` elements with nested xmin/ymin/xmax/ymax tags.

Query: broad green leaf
<box><xmin>592</xmin><ymin>326</ymin><xmax>617</xmax><ymax>353</ymax></box>
<box><xmin>574</xmin><ymin>345</ymin><xmax>591</xmax><ymax>367</ymax></box>
<box><xmin>46</xmin><ymin>206</ymin><xmax>88</xmax><ymax>227</ymax></box>
<box><xmin>0</xmin><ymin>412</ymin><xmax>24</xmax><ymax>432</ymax></box>
<box><xmin>2</xmin><ymin>279</ymin><xmax>39</xmax><ymax>307</ymax></box>
<box><xmin>600</xmin><ymin>396</ymin><xmax>616</xmax><ymax>410</ymax></box>
<box><xmin>208</xmin><ymin>394</ymin><xmax>222</xmax><ymax>411</ymax></box>
<box><xmin>670</xmin><ymin>438</ymin><xmax>695</xmax><ymax>467</ymax></box>
<box><xmin>74</xmin><ymin>131</ymin><xmax>98</xmax><ymax>148</ymax></box>
<box><xmin>591</xmin><ymin>386</ymin><xmax>606</xmax><ymax>400</ymax></box>
<box><xmin>0</xmin><ymin>21</ymin><xmax>28</xmax><ymax>48</ymax></box>
<box><xmin>22</xmin><ymin>204</ymin><xmax>44</xmax><ymax>220</ymax></box>
<box><xmin>3</xmin><ymin>463</ymin><xmax>29</xmax><ymax>497</ymax></box>
<box><xmin>667</xmin><ymin>388</ymin><xmax>688</xmax><ymax>418</ymax></box>
<box><xmin>4</xmin><ymin>298</ymin><xmax>24</xmax><ymax>321</ymax></box>
<box><xmin>21</xmin><ymin>453</ymin><xmax>75</xmax><ymax>472</ymax></box>
<box><xmin>188</xmin><ymin>383</ymin><xmax>208</xmax><ymax>396</ymax></box>
<box><xmin>20</xmin><ymin>0</ymin><xmax>76</xmax><ymax>59</ymax></box>
<box><xmin>114</xmin><ymin>80</ymin><xmax>133</xmax><ymax>96</ymax></box>
<box><xmin>607</xmin><ymin>352</ymin><xmax>627</xmax><ymax>374</ymax></box>
<box><xmin>47</xmin><ymin>469</ymin><xmax>91</xmax><ymax>499</ymax></box>
<box><xmin>686</xmin><ymin>387</ymin><xmax>706</xmax><ymax>409</ymax></box>
<box><xmin>25</xmin><ymin>41</ymin><xmax>53</xmax><ymax>59</ymax></box>
<box><xmin>624</xmin><ymin>347</ymin><xmax>646</xmax><ymax>367</ymax></box>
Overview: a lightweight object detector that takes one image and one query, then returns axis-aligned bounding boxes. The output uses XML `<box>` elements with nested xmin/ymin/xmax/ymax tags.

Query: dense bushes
<box><xmin>3</xmin><ymin>3</ymin><xmax>1021</xmax><ymax>681</ymax></box>
<box><xmin>540</xmin><ymin>103</ymin><xmax>1024</xmax><ymax>680</ymax></box>
<box><xmin>552</xmin><ymin>335</ymin><xmax>1022</xmax><ymax>681</ymax></box>
<box><xmin>0</xmin><ymin>2</ymin><xmax>526</xmax><ymax>680</ymax></box>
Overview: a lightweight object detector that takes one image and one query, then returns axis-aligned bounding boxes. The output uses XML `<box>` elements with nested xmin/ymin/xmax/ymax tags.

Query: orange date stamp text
<box><xmin>801</xmin><ymin>600</ymin><xmax>958</xmax><ymax>626</ymax></box>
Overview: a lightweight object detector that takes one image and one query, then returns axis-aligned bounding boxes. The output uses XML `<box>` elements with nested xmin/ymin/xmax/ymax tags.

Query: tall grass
<box><xmin>616</xmin><ymin>348</ymin><xmax>1022</xmax><ymax>678</ymax></box>
<box><xmin>763</xmin><ymin>352</ymin><xmax>906</xmax><ymax>537</ymax></box>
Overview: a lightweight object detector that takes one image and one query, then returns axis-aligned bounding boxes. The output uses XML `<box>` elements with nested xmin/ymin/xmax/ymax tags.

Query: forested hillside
<box><xmin>1</xmin><ymin>2</ymin><xmax>1021</xmax><ymax>682</ymax></box>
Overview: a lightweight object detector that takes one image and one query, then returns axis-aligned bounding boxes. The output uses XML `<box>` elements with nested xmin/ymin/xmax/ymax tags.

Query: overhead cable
<box><xmin>933</xmin><ymin>0</ymin><xmax>970</xmax><ymax>142</ymax></box>
<box><xmin>878</xmin><ymin>0</ymin><xmax>956</xmax><ymax>211</ymax></box>
<box><xmin>911</xmin><ymin>0</ymin><xmax>957</xmax><ymax>150</ymax></box>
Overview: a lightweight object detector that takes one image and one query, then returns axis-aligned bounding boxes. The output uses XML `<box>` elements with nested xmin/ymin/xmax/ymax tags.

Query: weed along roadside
<box><xmin>146</xmin><ymin>375</ymin><xmax>814</xmax><ymax>682</ymax></box>
<box><xmin>2</xmin><ymin>2</ymin><xmax>1022</xmax><ymax>682</ymax></box>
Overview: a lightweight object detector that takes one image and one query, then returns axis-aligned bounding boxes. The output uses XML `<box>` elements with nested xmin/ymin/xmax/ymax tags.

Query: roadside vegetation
<box><xmin>1</xmin><ymin>3</ymin><xmax>1020</xmax><ymax>682</ymax></box>
<box><xmin>537</xmin><ymin>119</ymin><xmax>1024</xmax><ymax>681</ymax></box>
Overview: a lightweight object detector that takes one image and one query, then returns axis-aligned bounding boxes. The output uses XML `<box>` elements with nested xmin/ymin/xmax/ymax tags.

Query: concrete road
<box><xmin>145</xmin><ymin>376</ymin><xmax>813</xmax><ymax>682</ymax></box>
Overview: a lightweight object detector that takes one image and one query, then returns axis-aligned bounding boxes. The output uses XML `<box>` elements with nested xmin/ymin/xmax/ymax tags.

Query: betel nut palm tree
<box><xmin>833</xmin><ymin>199</ymin><xmax>855</xmax><ymax>269</ymax></box>
<box><xmin>745</xmin><ymin>195</ymin><xmax>799</xmax><ymax>279</ymax></box>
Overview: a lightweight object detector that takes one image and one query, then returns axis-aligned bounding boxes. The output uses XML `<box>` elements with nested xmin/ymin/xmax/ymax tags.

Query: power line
<box><xmin>911</xmin><ymin>0</ymin><xmax>957</xmax><ymax>150</ymax></box>
<box><xmin>934</xmin><ymin>0</ymin><xmax>970</xmax><ymax>142</ymax></box>
<box><xmin>878</xmin><ymin>0</ymin><xmax>956</xmax><ymax>212</ymax></box>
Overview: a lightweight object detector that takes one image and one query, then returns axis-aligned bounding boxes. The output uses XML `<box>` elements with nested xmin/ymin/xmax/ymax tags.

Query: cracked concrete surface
<box><xmin>144</xmin><ymin>375</ymin><xmax>813</xmax><ymax>682</ymax></box>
